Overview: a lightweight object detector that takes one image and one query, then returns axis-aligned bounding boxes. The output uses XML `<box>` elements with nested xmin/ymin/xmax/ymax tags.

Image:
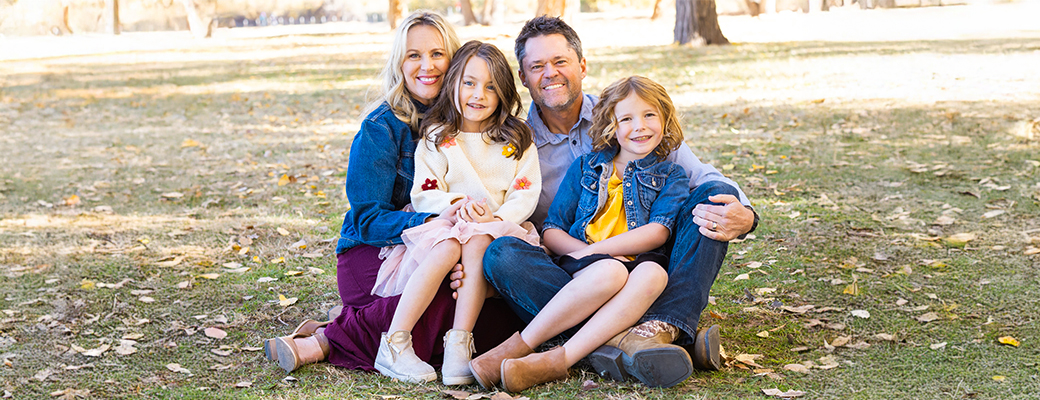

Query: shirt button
<box><xmin>591</xmin><ymin>183</ymin><xmax>596</xmax><ymax>189</ymax></box>
<box><xmin>630</xmin><ymin>221</ymin><xmax>636</xmax><ymax>226</ymax></box>
<box><xmin>571</xmin><ymin>140</ymin><xmax>577</xmax><ymax>145</ymax></box>
<box><xmin>625</xmin><ymin>182</ymin><xmax>630</xmax><ymax>187</ymax></box>
<box><xmin>627</xmin><ymin>201</ymin><xmax>633</xmax><ymax>205</ymax></box>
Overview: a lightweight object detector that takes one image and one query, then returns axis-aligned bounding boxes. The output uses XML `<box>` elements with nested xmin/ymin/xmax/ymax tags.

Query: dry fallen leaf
<box><xmin>851</xmin><ymin>310</ymin><xmax>870</xmax><ymax>319</ymax></box>
<box><xmin>181</xmin><ymin>139</ymin><xmax>201</xmax><ymax>148</ymax></box>
<box><xmin>165</xmin><ymin>363</ymin><xmax>191</xmax><ymax>374</ymax></box>
<box><xmin>763</xmin><ymin>388</ymin><xmax>807</xmax><ymax>398</ymax></box>
<box><xmin>757</xmin><ymin>331</ymin><xmax>770</xmax><ymax>338</ymax></box>
<box><xmin>235</xmin><ymin>381</ymin><xmax>252</xmax><ymax>388</ymax></box>
<box><xmin>278</xmin><ymin>294</ymin><xmax>298</xmax><ymax>307</ymax></box>
<box><xmin>198</xmin><ymin>273</ymin><xmax>220</xmax><ymax>280</ymax></box>
<box><xmin>161</xmin><ymin>192</ymin><xmax>184</xmax><ymax>199</ymax></box>
<box><xmin>993</xmin><ymin>375</ymin><xmax>1006</xmax><ymax>382</ymax></box>
<box><xmin>875</xmin><ymin>333</ymin><xmax>896</xmax><ymax>341</ymax></box>
<box><xmin>783</xmin><ymin>363</ymin><xmax>810</xmax><ymax>373</ymax></box>
<box><xmin>944</xmin><ymin>233</ymin><xmax>976</xmax><ymax>248</ymax></box>
<box><xmin>917</xmin><ymin>312</ymin><xmax>940</xmax><ymax>323</ymax></box>
<box><xmin>997</xmin><ymin>336</ymin><xmax>1020</xmax><ymax>347</ymax></box>
<box><xmin>277</xmin><ymin>227</ymin><xmax>290</xmax><ymax>236</ymax></box>
<box><xmin>204</xmin><ymin>328</ymin><xmax>227</xmax><ymax>339</ymax></box>
<box><xmin>734</xmin><ymin>273</ymin><xmax>750</xmax><ymax>281</ymax></box>
<box><xmin>930</xmin><ymin>342</ymin><xmax>947</xmax><ymax>350</ymax></box>
<box><xmin>78</xmin><ymin>344</ymin><xmax>110</xmax><ymax>357</ymax></box>
<box><xmin>138</xmin><ymin>296</ymin><xmax>155</xmax><ymax>303</ymax></box>
<box><xmin>735</xmin><ymin>353</ymin><xmax>764</xmax><ymax>368</ymax></box>
<box><xmin>830</xmin><ymin>336</ymin><xmax>851</xmax><ymax>347</ymax></box>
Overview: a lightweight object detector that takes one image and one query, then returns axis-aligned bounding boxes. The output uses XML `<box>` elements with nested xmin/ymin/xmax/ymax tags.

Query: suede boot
<box><xmin>692</xmin><ymin>324</ymin><xmax>722</xmax><ymax>371</ymax></box>
<box><xmin>500</xmin><ymin>346</ymin><xmax>569</xmax><ymax>393</ymax></box>
<box><xmin>441</xmin><ymin>329</ymin><xmax>476</xmax><ymax>385</ymax></box>
<box><xmin>264</xmin><ymin>319</ymin><xmax>331</xmax><ymax>361</ymax></box>
<box><xmin>374</xmin><ymin>331</ymin><xmax>437</xmax><ymax>383</ymax></box>
<box><xmin>587</xmin><ymin>327</ymin><xmax>693</xmax><ymax>388</ymax></box>
<box><xmin>274</xmin><ymin>331</ymin><xmax>329</xmax><ymax>373</ymax></box>
<box><xmin>469</xmin><ymin>331</ymin><xmax>533</xmax><ymax>389</ymax></box>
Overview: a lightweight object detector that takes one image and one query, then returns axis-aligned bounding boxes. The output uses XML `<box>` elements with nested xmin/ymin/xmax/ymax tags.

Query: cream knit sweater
<box><xmin>411</xmin><ymin>130</ymin><xmax>541</xmax><ymax>225</ymax></box>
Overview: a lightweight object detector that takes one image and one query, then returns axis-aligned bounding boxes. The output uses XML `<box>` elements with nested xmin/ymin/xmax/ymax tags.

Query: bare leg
<box><xmin>388</xmin><ymin>239</ymin><xmax>461</xmax><ymax>333</ymax></box>
<box><xmin>561</xmin><ymin>262</ymin><xmax>668</xmax><ymax>366</ymax></box>
<box><xmin>518</xmin><ymin>259</ymin><xmax>629</xmax><ymax>349</ymax></box>
<box><xmin>454</xmin><ymin>234</ymin><xmax>492</xmax><ymax>332</ymax></box>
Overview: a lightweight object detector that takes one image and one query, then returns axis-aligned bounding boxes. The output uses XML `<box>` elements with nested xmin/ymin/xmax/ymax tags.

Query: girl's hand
<box><xmin>428</xmin><ymin>199</ymin><xmax>464</xmax><ymax>224</ymax></box>
<box><xmin>460</xmin><ymin>199</ymin><xmax>494</xmax><ymax>223</ymax></box>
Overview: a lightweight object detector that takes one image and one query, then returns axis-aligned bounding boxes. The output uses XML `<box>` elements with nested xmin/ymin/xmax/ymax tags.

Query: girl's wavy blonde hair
<box><xmin>366</xmin><ymin>11</ymin><xmax>461</xmax><ymax>130</ymax></box>
<box><xmin>590</xmin><ymin>76</ymin><xmax>684</xmax><ymax>161</ymax></box>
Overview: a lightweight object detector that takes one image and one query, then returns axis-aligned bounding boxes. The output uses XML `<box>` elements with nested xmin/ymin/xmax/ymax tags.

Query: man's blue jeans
<box><xmin>483</xmin><ymin>181</ymin><xmax>737</xmax><ymax>345</ymax></box>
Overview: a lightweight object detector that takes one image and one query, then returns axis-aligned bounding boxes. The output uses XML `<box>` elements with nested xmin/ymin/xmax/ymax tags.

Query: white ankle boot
<box><xmin>442</xmin><ymin>329</ymin><xmax>476</xmax><ymax>385</ymax></box>
<box><xmin>374</xmin><ymin>331</ymin><xmax>437</xmax><ymax>383</ymax></box>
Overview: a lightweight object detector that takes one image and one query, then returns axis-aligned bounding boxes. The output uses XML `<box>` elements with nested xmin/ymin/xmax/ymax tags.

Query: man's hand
<box><xmin>691</xmin><ymin>194</ymin><xmax>754</xmax><ymax>242</ymax></box>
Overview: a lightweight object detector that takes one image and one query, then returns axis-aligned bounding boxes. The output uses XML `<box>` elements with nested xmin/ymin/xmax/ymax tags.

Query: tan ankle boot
<box><xmin>500</xmin><ymin>346</ymin><xmax>569</xmax><ymax>393</ymax></box>
<box><xmin>275</xmin><ymin>331</ymin><xmax>329</xmax><ymax>373</ymax></box>
<box><xmin>469</xmin><ymin>331</ymin><xmax>533</xmax><ymax>389</ymax></box>
<box><xmin>441</xmin><ymin>329</ymin><xmax>476</xmax><ymax>385</ymax></box>
<box><xmin>264</xmin><ymin>319</ymin><xmax>331</xmax><ymax>361</ymax></box>
<box><xmin>588</xmin><ymin>327</ymin><xmax>693</xmax><ymax>388</ymax></box>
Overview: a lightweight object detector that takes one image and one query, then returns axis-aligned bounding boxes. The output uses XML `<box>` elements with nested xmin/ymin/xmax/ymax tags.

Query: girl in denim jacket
<box><xmin>371</xmin><ymin>41</ymin><xmax>541</xmax><ymax>386</ymax></box>
<box><xmin>470</xmin><ymin>75</ymin><xmax>690</xmax><ymax>392</ymax></box>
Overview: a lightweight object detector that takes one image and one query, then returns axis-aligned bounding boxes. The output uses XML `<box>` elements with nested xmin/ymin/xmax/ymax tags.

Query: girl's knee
<box><xmin>632</xmin><ymin>262</ymin><xmax>669</xmax><ymax>294</ymax></box>
<box><xmin>589</xmin><ymin>259</ymin><xmax>628</xmax><ymax>289</ymax></box>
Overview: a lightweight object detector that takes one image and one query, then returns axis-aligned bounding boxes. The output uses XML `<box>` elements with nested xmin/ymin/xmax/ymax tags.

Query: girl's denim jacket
<box><xmin>336</xmin><ymin>100</ymin><xmax>434</xmax><ymax>254</ymax></box>
<box><xmin>543</xmin><ymin>147</ymin><xmax>691</xmax><ymax>243</ymax></box>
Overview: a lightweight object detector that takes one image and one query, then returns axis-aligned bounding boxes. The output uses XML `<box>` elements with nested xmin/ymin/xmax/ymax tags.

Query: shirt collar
<box><xmin>529</xmin><ymin>93</ymin><xmax>596</xmax><ymax>147</ymax></box>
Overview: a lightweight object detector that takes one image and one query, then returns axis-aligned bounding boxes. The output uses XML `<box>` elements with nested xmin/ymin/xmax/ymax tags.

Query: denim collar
<box><xmin>587</xmin><ymin>146</ymin><xmax>662</xmax><ymax>171</ymax></box>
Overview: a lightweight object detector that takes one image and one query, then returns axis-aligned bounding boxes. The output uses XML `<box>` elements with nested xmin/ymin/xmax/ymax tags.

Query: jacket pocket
<box><xmin>635</xmin><ymin>172</ymin><xmax>666</xmax><ymax>210</ymax></box>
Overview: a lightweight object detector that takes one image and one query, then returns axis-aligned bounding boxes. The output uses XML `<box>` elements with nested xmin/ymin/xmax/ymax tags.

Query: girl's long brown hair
<box><xmin>420</xmin><ymin>40</ymin><xmax>532</xmax><ymax>160</ymax></box>
<box><xmin>590</xmin><ymin>76</ymin><xmax>684</xmax><ymax>161</ymax></box>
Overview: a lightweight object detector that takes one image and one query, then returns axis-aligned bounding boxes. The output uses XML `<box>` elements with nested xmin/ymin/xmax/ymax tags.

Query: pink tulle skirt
<box><xmin>372</xmin><ymin>219</ymin><xmax>540</xmax><ymax>297</ymax></box>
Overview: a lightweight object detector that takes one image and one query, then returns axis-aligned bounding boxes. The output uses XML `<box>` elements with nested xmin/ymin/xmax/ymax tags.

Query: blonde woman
<box><xmin>263</xmin><ymin>11</ymin><xmax>524</xmax><ymax>374</ymax></box>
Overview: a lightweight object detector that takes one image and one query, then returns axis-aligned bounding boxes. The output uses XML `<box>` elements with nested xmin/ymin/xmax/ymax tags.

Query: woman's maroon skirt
<box><xmin>323</xmin><ymin>244</ymin><xmax>525</xmax><ymax>370</ymax></box>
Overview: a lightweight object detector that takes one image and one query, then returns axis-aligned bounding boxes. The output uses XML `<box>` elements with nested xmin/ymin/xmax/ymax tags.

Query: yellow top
<box><xmin>585</xmin><ymin>173</ymin><xmax>630</xmax><ymax>253</ymax></box>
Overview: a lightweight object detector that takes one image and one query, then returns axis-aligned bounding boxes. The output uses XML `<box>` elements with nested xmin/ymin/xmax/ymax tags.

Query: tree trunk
<box><xmin>460</xmin><ymin>0</ymin><xmax>477</xmax><ymax>25</ymax></box>
<box><xmin>388</xmin><ymin>0</ymin><xmax>405</xmax><ymax>29</ymax></box>
<box><xmin>674</xmin><ymin>0</ymin><xmax>728</xmax><ymax>46</ymax></box>
<box><xmin>651</xmin><ymin>0</ymin><xmax>664</xmax><ymax>20</ymax></box>
<box><xmin>179</xmin><ymin>0</ymin><xmax>213</xmax><ymax>38</ymax></box>
<box><xmin>104</xmin><ymin>0</ymin><xmax>120</xmax><ymax>35</ymax></box>
<box><xmin>536</xmin><ymin>0</ymin><xmax>566</xmax><ymax>17</ymax></box>
<box><xmin>480</xmin><ymin>0</ymin><xmax>494</xmax><ymax>25</ymax></box>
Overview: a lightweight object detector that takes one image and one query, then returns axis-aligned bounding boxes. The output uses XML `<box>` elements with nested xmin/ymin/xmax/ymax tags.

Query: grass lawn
<box><xmin>1</xmin><ymin>5</ymin><xmax>1039</xmax><ymax>399</ymax></box>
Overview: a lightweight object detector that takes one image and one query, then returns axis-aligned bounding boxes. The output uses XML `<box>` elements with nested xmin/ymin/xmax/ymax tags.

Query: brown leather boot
<box><xmin>264</xmin><ymin>319</ymin><xmax>331</xmax><ymax>361</ymax></box>
<box><xmin>275</xmin><ymin>332</ymin><xmax>330</xmax><ymax>373</ymax></box>
<box><xmin>500</xmin><ymin>346</ymin><xmax>569</xmax><ymax>393</ymax></box>
<box><xmin>587</xmin><ymin>327</ymin><xmax>693</xmax><ymax>388</ymax></box>
<box><xmin>469</xmin><ymin>331</ymin><xmax>533</xmax><ymax>389</ymax></box>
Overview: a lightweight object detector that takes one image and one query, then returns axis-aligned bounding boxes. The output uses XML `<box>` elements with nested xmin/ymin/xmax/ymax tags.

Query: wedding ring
<box><xmin>711</xmin><ymin>221</ymin><xmax>718</xmax><ymax>231</ymax></box>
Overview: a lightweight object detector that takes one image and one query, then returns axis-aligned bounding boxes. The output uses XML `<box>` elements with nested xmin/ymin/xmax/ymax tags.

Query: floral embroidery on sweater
<box><xmin>440</xmin><ymin>137</ymin><xmax>457</xmax><ymax>148</ymax></box>
<box><xmin>513</xmin><ymin>176</ymin><xmax>532</xmax><ymax>190</ymax></box>
<box><xmin>501</xmin><ymin>143</ymin><xmax>517</xmax><ymax>157</ymax></box>
<box><xmin>421</xmin><ymin>178</ymin><xmax>438</xmax><ymax>191</ymax></box>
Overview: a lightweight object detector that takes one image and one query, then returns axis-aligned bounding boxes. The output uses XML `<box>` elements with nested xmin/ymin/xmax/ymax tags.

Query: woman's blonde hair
<box><xmin>590</xmin><ymin>76</ymin><xmax>684</xmax><ymax>161</ymax></box>
<box><xmin>368</xmin><ymin>11</ymin><xmax>461</xmax><ymax>130</ymax></box>
<box><xmin>420</xmin><ymin>41</ymin><xmax>532</xmax><ymax>160</ymax></box>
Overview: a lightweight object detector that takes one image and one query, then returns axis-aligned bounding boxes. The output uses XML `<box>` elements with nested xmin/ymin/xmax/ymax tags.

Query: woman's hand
<box><xmin>692</xmin><ymin>194</ymin><xmax>754</xmax><ymax>242</ymax></box>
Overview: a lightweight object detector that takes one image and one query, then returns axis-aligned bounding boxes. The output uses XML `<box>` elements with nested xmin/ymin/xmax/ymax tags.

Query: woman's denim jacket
<box><xmin>543</xmin><ymin>147</ymin><xmax>690</xmax><ymax>243</ymax></box>
<box><xmin>336</xmin><ymin>100</ymin><xmax>433</xmax><ymax>254</ymax></box>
